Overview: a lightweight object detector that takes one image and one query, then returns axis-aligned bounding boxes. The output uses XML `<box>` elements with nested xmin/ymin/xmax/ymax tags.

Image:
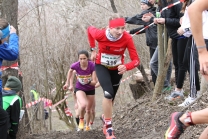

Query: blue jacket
<box><xmin>0</xmin><ymin>33</ymin><xmax>19</xmax><ymax>107</ymax></box>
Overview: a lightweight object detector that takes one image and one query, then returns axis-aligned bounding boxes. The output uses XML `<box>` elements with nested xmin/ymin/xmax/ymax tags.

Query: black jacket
<box><xmin>2</xmin><ymin>89</ymin><xmax>21</xmax><ymax>139</ymax></box>
<box><xmin>125</xmin><ymin>7</ymin><xmax>157</xmax><ymax>49</ymax></box>
<box><xmin>159</xmin><ymin>0</ymin><xmax>184</xmax><ymax>39</ymax></box>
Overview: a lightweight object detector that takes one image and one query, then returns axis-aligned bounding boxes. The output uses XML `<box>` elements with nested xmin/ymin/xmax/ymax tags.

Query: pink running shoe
<box><xmin>165</xmin><ymin>112</ymin><xmax>186</xmax><ymax>139</ymax></box>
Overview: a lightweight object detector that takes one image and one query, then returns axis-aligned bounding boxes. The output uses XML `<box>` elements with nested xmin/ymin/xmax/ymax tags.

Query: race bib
<box><xmin>101</xmin><ymin>53</ymin><xmax>122</xmax><ymax>67</ymax></box>
<box><xmin>77</xmin><ymin>75</ymin><xmax>92</xmax><ymax>85</ymax></box>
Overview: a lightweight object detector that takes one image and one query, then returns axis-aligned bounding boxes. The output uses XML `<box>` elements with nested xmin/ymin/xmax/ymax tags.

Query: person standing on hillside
<box><xmin>30</xmin><ymin>84</ymin><xmax>40</xmax><ymax>120</ymax></box>
<box><xmin>63</xmin><ymin>50</ymin><xmax>97</xmax><ymax>131</ymax></box>
<box><xmin>87</xmin><ymin>13</ymin><xmax>140</xmax><ymax>139</ymax></box>
<box><xmin>0</xmin><ymin>19</ymin><xmax>19</xmax><ymax>139</ymax></box>
<box><xmin>126</xmin><ymin>0</ymin><xmax>172</xmax><ymax>92</ymax></box>
<box><xmin>125</xmin><ymin>0</ymin><xmax>158</xmax><ymax>86</ymax></box>
<box><xmin>2</xmin><ymin>76</ymin><xmax>22</xmax><ymax>139</ymax></box>
<box><xmin>151</xmin><ymin>0</ymin><xmax>188</xmax><ymax>100</ymax></box>
<box><xmin>176</xmin><ymin>0</ymin><xmax>201</xmax><ymax>107</ymax></box>
<box><xmin>165</xmin><ymin>0</ymin><xmax>208</xmax><ymax>139</ymax></box>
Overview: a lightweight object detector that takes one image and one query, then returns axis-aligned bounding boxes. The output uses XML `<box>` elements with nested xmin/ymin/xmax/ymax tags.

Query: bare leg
<box><xmin>179</xmin><ymin>108</ymin><xmax>208</xmax><ymax>126</ymax></box>
<box><xmin>103</xmin><ymin>98</ymin><xmax>113</xmax><ymax>119</ymax></box>
<box><xmin>76</xmin><ymin>91</ymin><xmax>87</xmax><ymax>119</ymax></box>
<box><xmin>90</xmin><ymin>97</ymin><xmax>96</xmax><ymax>124</ymax></box>
<box><xmin>199</xmin><ymin>127</ymin><xmax>208</xmax><ymax>139</ymax></box>
<box><xmin>85</xmin><ymin>95</ymin><xmax>94</xmax><ymax>126</ymax></box>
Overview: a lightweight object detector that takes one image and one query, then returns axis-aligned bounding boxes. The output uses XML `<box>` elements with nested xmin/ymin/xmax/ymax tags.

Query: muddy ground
<box><xmin>20</xmin><ymin>84</ymin><xmax>208</xmax><ymax>139</ymax></box>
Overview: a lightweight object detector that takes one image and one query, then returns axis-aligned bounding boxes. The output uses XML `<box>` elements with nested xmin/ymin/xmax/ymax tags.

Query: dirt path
<box><xmin>52</xmin><ymin>86</ymin><xmax>104</xmax><ymax>131</ymax></box>
<box><xmin>24</xmin><ymin>81</ymin><xmax>208</xmax><ymax>139</ymax></box>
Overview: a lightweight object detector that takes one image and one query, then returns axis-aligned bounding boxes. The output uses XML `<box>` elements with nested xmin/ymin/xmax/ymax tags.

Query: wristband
<box><xmin>90</xmin><ymin>47</ymin><xmax>96</xmax><ymax>52</ymax></box>
<box><xmin>184</xmin><ymin>28</ymin><xmax>190</xmax><ymax>32</ymax></box>
<box><xmin>196</xmin><ymin>46</ymin><xmax>206</xmax><ymax>49</ymax></box>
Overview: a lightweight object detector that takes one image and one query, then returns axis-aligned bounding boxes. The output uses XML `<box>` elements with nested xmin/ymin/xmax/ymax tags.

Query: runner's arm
<box><xmin>188</xmin><ymin>0</ymin><xmax>208</xmax><ymax>47</ymax></box>
<box><xmin>63</xmin><ymin>68</ymin><xmax>74</xmax><ymax>90</ymax></box>
<box><xmin>124</xmin><ymin>38</ymin><xmax>140</xmax><ymax>70</ymax></box>
<box><xmin>188</xmin><ymin>0</ymin><xmax>208</xmax><ymax>74</ymax></box>
<box><xmin>69</xmin><ymin>70</ymin><xmax>76</xmax><ymax>92</ymax></box>
<box><xmin>87</xmin><ymin>26</ymin><xmax>104</xmax><ymax>48</ymax></box>
<box><xmin>88</xmin><ymin>71</ymin><xmax>97</xmax><ymax>86</ymax></box>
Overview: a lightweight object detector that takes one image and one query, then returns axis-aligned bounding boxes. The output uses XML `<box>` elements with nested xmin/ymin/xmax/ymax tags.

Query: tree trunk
<box><xmin>109</xmin><ymin>0</ymin><xmax>118</xmax><ymax>13</ymax></box>
<box><xmin>152</xmin><ymin>38</ymin><xmax>172</xmax><ymax>101</ymax></box>
<box><xmin>1</xmin><ymin>0</ymin><xmax>31</xmax><ymax>137</ymax></box>
<box><xmin>1</xmin><ymin>0</ymin><xmax>19</xmax><ymax>86</ymax></box>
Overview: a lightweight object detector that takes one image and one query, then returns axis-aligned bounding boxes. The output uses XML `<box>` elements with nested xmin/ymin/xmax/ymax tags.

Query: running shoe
<box><xmin>162</xmin><ymin>86</ymin><xmax>172</xmax><ymax>93</ymax></box>
<box><xmin>85</xmin><ymin>126</ymin><xmax>90</xmax><ymax>131</ymax></box>
<box><xmin>100</xmin><ymin>114</ymin><xmax>106</xmax><ymax>134</ymax></box>
<box><xmin>165</xmin><ymin>112</ymin><xmax>186</xmax><ymax>139</ymax></box>
<box><xmin>89</xmin><ymin>123</ymin><xmax>94</xmax><ymax>130</ymax></box>
<box><xmin>78</xmin><ymin>119</ymin><xmax>84</xmax><ymax>130</ymax></box>
<box><xmin>76</xmin><ymin>128</ymin><xmax>81</xmax><ymax>132</ymax></box>
<box><xmin>197</xmin><ymin>91</ymin><xmax>201</xmax><ymax>98</ymax></box>
<box><xmin>105</xmin><ymin>129</ymin><xmax>116</xmax><ymax>139</ymax></box>
<box><xmin>178</xmin><ymin>96</ymin><xmax>197</xmax><ymax>107</ymax></box>
<box><xmin>165</xmin><ymin>90</ymin><xmax>184</xmax><ymax>101</ymax></box>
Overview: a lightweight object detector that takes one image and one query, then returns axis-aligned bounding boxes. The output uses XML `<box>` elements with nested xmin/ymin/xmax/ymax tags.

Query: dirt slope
<box><xmin>23</xmin><ymin>88</ymin><xmax>208</xmax><ymax>139</ymax></box>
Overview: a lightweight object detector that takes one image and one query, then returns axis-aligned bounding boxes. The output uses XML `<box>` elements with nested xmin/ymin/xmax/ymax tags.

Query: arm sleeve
<box><xmin>165</xmin><ymin>3</ymin><xmax>183</xmax><ymax>27</ymax></box>
<box><xmin>124</xmin><ymin>38</ymin><xmax>140</xmax><ymax>70</ymax></box>
<box><xmin>129</xmin><ymin>26</ymin><xmax>145</xmax><ymax>34</ymax></box>
<box><xmin>0</xmin><ymin>33</ymin><xmax>19</xmax><ymax>61</ymax></box>
<box><xmin>9</xmin><ymin>100</ymin><xmax>21</xmax><ymax>139</ymax></box>
<box><xmin>125</xmin><ymin>13</ymin><xmax>146</xmax><ymax>25</ymax></box>
<box><xmin>87</xmin><ymin>26</ymin><xmax>104</xmax><ymax>48</ymax></box>
<box><xmin>70</xmin><ymin>62</ymin><xmax>77</xmax><ymax>70</ymax></box>
<box><xmin>149</xmin><ymin>17</ymin><xmax>154</xmax><ymax>23</ymax></box>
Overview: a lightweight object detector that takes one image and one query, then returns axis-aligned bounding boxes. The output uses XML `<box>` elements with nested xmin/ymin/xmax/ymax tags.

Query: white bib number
<box><xmin>101</xmin><ymin>53</ymin><xmax>122</xmax><ymax>67</ymax></box>
<box><xmin>77</xmin><ymin>75</ymin><xmax>92</xmax><ymax>85</ymax></box>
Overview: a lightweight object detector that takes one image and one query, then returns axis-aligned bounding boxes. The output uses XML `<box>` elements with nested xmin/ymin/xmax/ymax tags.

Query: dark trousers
<box><xmin>95</xmin><ymin>64</ymin><xmax>122</xmax><ymax>100</ymax></box>
<box><xmin>0</xmin><ymin>107</ymin><xmax>9</xmax><ymax>139</ymax></box>
<box><xmin>183</xmin><ymin>36</ymin><xmax>200</xmax><ymax>91</ymax></box>
<box><xmin>149</xmin><ymin>47</ymin><xmax>157</xmax><ymax>85</ymax></box>
<box><xmin>172</xmin><ymin>37</ymin><xmax>188</xmax><ymax>89</ymax></box>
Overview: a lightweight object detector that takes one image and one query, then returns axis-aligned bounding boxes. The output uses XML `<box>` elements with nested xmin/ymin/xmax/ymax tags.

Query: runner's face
<box><xmin>110</xmin><ymin>26</ymin><xmax>125</xmax><ymax>39</ymax></box>
<box><xmin>79</xmin><ymin>54</ymin><xmax>88</xmax><ymax>66</ymax></box>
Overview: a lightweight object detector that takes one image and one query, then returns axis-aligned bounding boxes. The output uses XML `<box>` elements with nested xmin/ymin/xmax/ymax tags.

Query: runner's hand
<box><xmin>91</xmin><ymin>51</ymin><xmax>97</xmax><ymax>62</ymax></box>
<box><xmin>83</xmin><ymin>78</ymin><xmax>89</xmax><ymax>84</ymax></box>
<box><xmin>199</xmin><ymin>49</ymin><xmax>208</xmax><ymax>75</ymax></box>
<box><xmin>68</xmin><ymin>85</ymin><xmax>74</xmax><ymax>92</ymax></box>
<box><xmin>63</xmin><ymin>84</ymin><xmax>68</xmax><ymax>90</ymax></box>
<box><xmin>118</xmin><ymin>65</ymin><xmax>127</xmax><ymax>75</ymax></box>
